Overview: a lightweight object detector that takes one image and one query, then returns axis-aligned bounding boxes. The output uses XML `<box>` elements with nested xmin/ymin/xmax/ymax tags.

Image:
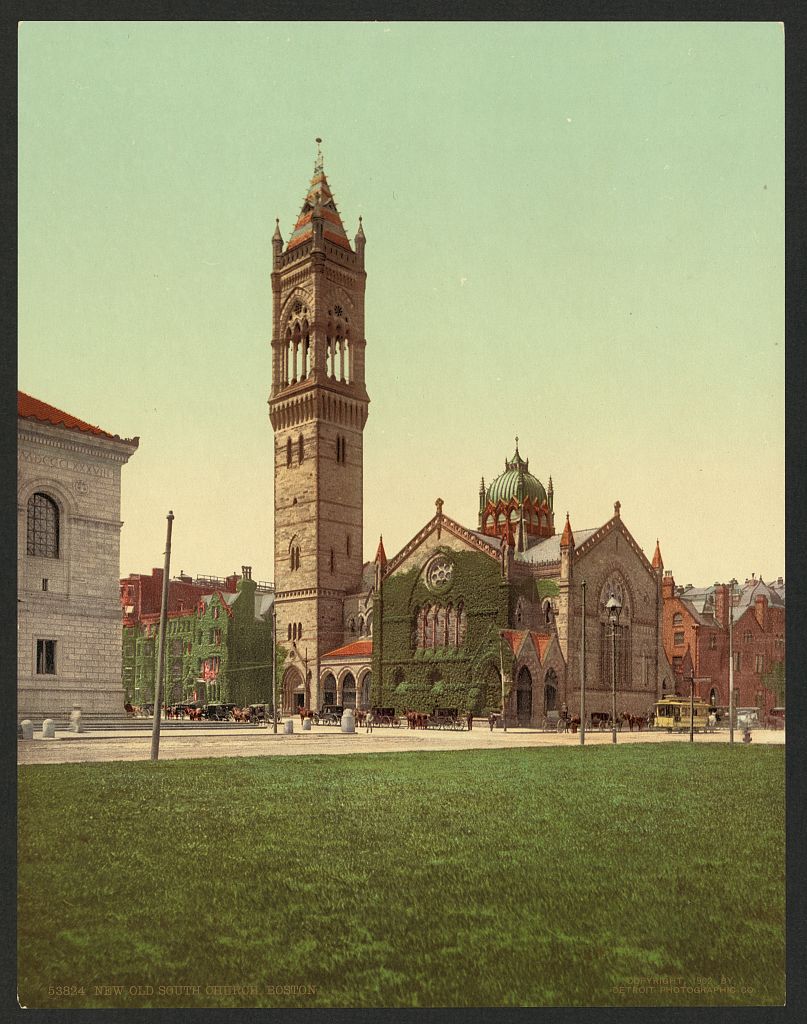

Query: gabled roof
<box><xmin>321</xmin><ymin>639</ymin><xmax>373</xmax><ymax>660</ymax></box>
<box><xmin>384</xmin><ymin>510</ymin><xmax>501</xmax><ymax>579</ymax></box>
<box><xmin>18</xmin><ymin>390</ymin><xmax>138</xmax><ymax>446</ymax></box>
<box><xmin>286</xmin><ymin>149</ymin><xmax>351</xmax><ymax>252</ymax></box>
<box><xmin>501</xmin><ymin>629</ymin><xmax>554</xmax><ymax>661</ymax></box>
<box><xmin>515</xmin><ymin>528</ymin><xmax>597</xmax><ymax>565</ymax></box>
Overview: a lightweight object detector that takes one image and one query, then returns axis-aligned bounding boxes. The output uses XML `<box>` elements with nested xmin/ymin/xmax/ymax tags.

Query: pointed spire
<box><xmin>286</xmin><ymin>138</ymin><xmax>352</xmax><ymax>253</ymax></box>
<box><xmin>375</xmin><ymin>534</ymin><xmax>387</xmax><ymax>570</ymax></box>
<box><xmin>560</xmin><ymin>512</ymin><xmax>574</xmax><ymax>549</ymax></box>
<box><xmin>652</xmin><ymin>539</ymin><xmax>663</xmax><ymax>571</ymax></box>
<box><xmin>355</xmin><ymin>215</ymin><xmax>366</xmax><ymax>241</ymax></box>
<box><xmin>272</xmin><ymin>218</ymin><xmax>283</xmax><ymax>243</ymax></box>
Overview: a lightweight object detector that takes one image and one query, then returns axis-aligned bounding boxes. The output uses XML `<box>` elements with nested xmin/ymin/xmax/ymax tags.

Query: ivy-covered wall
<box><xmin>372</xmin><ymin>547</ymin><xmax>514</xmax><ymax>714</ymax></box>
<box><xmin>122</xmin><ymin>580</ymin><xmax>278</xmax><ymax>707</ymax></box>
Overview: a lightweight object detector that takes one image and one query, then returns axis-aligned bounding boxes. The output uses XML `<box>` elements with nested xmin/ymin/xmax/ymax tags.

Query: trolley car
<box><xmin>653</xmin><ymin>697</ymin><xmax>711</xmax><ymax>733</ymax></box>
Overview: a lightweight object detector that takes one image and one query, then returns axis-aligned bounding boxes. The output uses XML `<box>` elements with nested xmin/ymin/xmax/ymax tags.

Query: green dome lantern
<box><xmin>485</xmin><ymin>440</ymin><xmax>547</xmax><ymax>507</ymax></box>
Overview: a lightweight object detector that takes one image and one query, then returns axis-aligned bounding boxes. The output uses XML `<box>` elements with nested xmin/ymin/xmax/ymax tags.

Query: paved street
<box><xmin>17</xmin><ymin>723</ymin><xmax>785</xmax><ymax>765</ymax></box>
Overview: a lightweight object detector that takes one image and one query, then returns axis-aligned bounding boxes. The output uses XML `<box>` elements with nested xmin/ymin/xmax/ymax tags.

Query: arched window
<box><xmin>672</xmin><ymin>612</ymin><xmax>683</xmax><ymax>626</ymax></box>
<box><xmin>416</xmin><ymin>607</ymin><xmax>425</xmax><ymax>649</ymax></box>
<box><xmin>350</xmin><ymin>617</ymin><xmax>356</xmax><ymax>634</ymax></box>
<box><xmin>287</xmin><ymin>623</ymin><xmax>292</xmax><ymax>641</ymax></box>
<box><xmin>27</xmin><ymin>493</ymin><xmax>60</xmax><ymax>558</ymax></box>
<box><xmin>336</xmin><ymin>435</ymin><xmax>341</xmax><ymax>461</ymax></box>
<box><xmin>342</xmin><ymin>437</ymin><xmax>347</xmax><ymax>463</ymax></box>
<box><xmin>457</xmin><ymin>602</ymin><xmax>467</xmax><ymax>645</ymax></box>
<box><xmin>330</xmin><ymin>549</ymin><xmax>335</xmax><ymax>573</ymax></box>
<box><xmin>346</xmin><ymin>534</ymin><xmax>351</xmax><ymax>556</ymax></box>
<box><xmin>292</xmin><ymin>623</ymin><xmax>297</xmax><ymax>641</ymax></box>
<box><xmin>298</xmin><ymin>435</ymin><xmax>305</xmax><ymax>463</ymax></box>
<box><xmin>286</xmin><ymin>438</ymin><xmax>292</xmax><ymax>467</ymax></box>
<box><xmin>358</xmin><ymin>615</ymin><xmax>365</xmax><ymax>635</ymax></box>
<box><xmin>298</xmin><ymin>623</ymin><xmax>303</xmax><ymax>639</ymax></box>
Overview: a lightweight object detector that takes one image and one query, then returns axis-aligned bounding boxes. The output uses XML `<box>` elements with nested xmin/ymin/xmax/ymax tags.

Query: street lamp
<box><xmin>606</xmin><ymin>595</ymin><xmax>622</xmax><ymax>744</ymax></box>
<box><xmin>728</xmin><ymin>578</ymin><xmax>737</xmax><ymax>746</ymax></box>
<box><xmin>689</xmin><ymin>669</ymin><xmax>695</xmax><ymax>743</ymax></box>
<box><xmin>498</xmin><ymin>631</ymin><xmax>507</xmax><ymax>732</ymax></box>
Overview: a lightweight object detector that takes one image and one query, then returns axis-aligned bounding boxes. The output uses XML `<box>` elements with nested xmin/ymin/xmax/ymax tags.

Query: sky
<box><xmin>18</xmin><ymin>21</ymin><xmax>784</xmax><ymax>588</ymax></box>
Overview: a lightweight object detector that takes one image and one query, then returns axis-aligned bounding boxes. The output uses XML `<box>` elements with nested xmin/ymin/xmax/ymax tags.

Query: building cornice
<box><xmin>18</xmin><ymin>421</ymin><xmax>138</xmax><ymax>463</ymax></box>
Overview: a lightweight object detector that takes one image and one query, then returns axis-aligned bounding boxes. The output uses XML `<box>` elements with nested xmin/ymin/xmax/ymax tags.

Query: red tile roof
<box><xmin>321</xmin><ymin>639</ymin><xmax>373</xmax><ymax>659</ymax></box>
<box><xmin>18</xmin><ymin>391</ymin><xmax>138</xmax><ymax>445</ymax></box>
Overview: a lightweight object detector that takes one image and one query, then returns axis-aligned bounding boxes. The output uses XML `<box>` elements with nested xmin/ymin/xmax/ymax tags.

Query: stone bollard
<box><xmin>20</xmin><ymin>720</ymin><xmax>34</xmax><ymax>740</ymax></box>
<box><xmin>68</xmin><ymin>706</ymin><xmax>83</xmax><ymax>733</ymax></box>
<box><xmin>284</xmin><ymin>718</ymin><xmax>294</xmax><ymax>735</ymax></box>
<box><xmin>41</xmin><ymin>719</ymin><xmax>56</xmax><ymax>739</ymax></box>
<box><xmin>340</xmin><ymin>708</ymin><xmax>356</xmax><ymax>734</ymax></box>
<box><xmin>302</xmin><ymin>716</ymin><xmax>312</xmax><ymax>731</ymax></box>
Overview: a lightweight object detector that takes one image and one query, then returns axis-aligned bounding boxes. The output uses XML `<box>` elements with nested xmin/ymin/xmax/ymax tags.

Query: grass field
<box><xmin>18</xmin><ymin>745</ymin><xmax>784</xmax><ymax>1008</ymax></box>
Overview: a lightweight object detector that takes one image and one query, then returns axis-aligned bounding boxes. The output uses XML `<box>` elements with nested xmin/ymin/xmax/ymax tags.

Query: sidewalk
<box><xmin>17</xmin><ymin>723</ymin><xmax>785</xmax><ymax>765</ymax></box>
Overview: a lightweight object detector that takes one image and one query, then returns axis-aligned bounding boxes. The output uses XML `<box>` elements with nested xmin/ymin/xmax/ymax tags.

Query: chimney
<box><xmin>662</xmin><ymin>570</ymin><xmax>675</xmax><ymax>600</ymax></box>
<box><xmin>754</xmin><ymin>594</ymin><xmax>767</xmax><ymax>627</ymax></box>
<box><xmin>714</xmin><ymin>584</ymin><xmax>730</xmax><ymax>629</ymax></box>
<box><xmin>241</xmin><ymin>565</ymin><xmax>252</xmax><ymax>581</ymax></box>
<box><xmin>225</xmin><ymin>572</ymin><xmax>241</xmax><ymax>592</ymax></box>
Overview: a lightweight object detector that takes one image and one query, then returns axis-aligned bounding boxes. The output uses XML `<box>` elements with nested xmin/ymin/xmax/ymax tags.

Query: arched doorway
<box><xmin>322</xmin><ymin>672</ymin><xmax>337</xmax><ymax>707</ymax></box>
<box><xmin>282</xmin><ymin>666</ymin><xmax>305</xmax><ymax>714</ymax></box>
<box><xmin>544</xmin><ymin>668</ymin><xmax>558</xmax><ymax>714</ymax></box>
<box><xmin>341</xmin><ymin>671</ymin><xmax>356</xmax><ymax>708</ymax></box>
<box><xmin>359</xmin><ymin>672</ymin><xmax>372</xmax><ymax>709</ymax></box>
<box><xmin>516</xmin><ymin>666</ymin><xmax>533</xmax><ymax>726</ymax></box>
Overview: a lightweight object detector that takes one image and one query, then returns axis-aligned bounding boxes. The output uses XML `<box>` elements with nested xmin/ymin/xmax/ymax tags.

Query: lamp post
<box><xmin>728</xmin><ymin>577</ymin><xmax>737</xmax><ymax>746</ymax></box>
<box><xmin>580</xmin><ymin>580</ymin><xmax>587</xmax><ymax>746</ymax></box>
<box><xmin>498</xmin><ymin>631</ymin><xmax>507</xmax><ymax>732</ymax></box>
<box><xmin>689</xmin><ymin>669</ymin><xmax>695</xmax><ymax>743</ymax></box>
<box><xmin>271</xmin><ymin>601</ymin><xmax>277</xmax><ymax>734</ymax></box>
<box><xmin>606</xmin><ymin>595</ymin><xmax>622</xmax><ymax>744</ymax></box>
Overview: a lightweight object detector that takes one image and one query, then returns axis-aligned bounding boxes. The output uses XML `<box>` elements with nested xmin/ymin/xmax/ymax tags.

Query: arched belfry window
<box><xmin>286</xmin><ymin>437</ymin><xmax>292</xmax><ymax>467</ymax></box>
<box><xmin>27</xmin><ymin>492</ymin><xmax>59</xmax><ymax>558</ymax></box>
<box><xmin>298</xmin><ymin>434</ymin><xmax>305</xmax><ymax>464</ymax></box>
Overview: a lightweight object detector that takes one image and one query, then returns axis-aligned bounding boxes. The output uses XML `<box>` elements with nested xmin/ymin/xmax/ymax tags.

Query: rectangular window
<box><xmin>755</xmin><ymin>655</ymin><xmax>764</xmax><ymax>674</ymax></box>
<box><xmin>672</xmin><ymin>656</ymin><xmax>682</xmax><ymax>672</ymax></box>
<box><xmin>733</xmin><ymin>651</ymin><xmax>742</xmax><ymax>672</ymax></box>
<box><xmin>673</xmin><ymin>631</ymin><xmax>685</xmax><ymax>647</ymax></box>
<box><xmin>709</xmin><ymin>635</ymin><xmax>717</xmax><ymax>650</ymax></box>
<box><xmin>41</xmin><ymin>578</ymin><xmax>48</xmax><ymax>591</ymax></box>
<box><xmin>36</xmin><ymin>639</ymin><xmax>56</xmax><ymax>675</ymax></box>
<box><xmin>214</xmin><ymin>628</ymin><xmax>221</xmax><ymax>645</ymax></box>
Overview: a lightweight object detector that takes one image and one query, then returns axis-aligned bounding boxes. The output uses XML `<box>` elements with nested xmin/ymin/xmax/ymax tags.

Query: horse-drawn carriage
<box><xmin>541</xmin><ymin>709</ymin><xmax>571</xmax><ymax>732</ymax></box>
<box><xmin>204</xmin><ymin>703</ymin><xmax>235</xmax><ymax>721</ymax></box>
<box><xmin>370</xmin><ymin>706</ymin><xmax>400</xmax><ymax>727</ymax></box>
<box><xmin>429</xmin><ymin>707</ymin><xmax>465</xmax><ymax>730</ymax></box>
<box><xmin>313</xmin><ymin>704</ymin><xmax>344</xmax><ymax>726</ymax></box>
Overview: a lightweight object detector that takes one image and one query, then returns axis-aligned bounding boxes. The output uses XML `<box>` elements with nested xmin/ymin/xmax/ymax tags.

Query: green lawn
<box><xmin>18</xmin><ymin>745</ymin><xmax>784</xmax><ymax>1008</ymax></box>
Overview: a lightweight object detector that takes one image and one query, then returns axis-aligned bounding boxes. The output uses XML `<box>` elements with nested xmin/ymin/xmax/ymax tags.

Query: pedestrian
<box><xmin>467</xmin><ymin>710</ymin><xmax>474</xmax><ymax>731</ymax></box>
<box><xmin>365</xmin><ymin>709</ymin><xmax>374</xmax><ymax>734</ymax></box>
<box><xmin>488</xmin><ymin>712</ymin><xmax>496</xmax><ymax>732</ymax></box>
<box><xmin>743</xmin><ymin>726</ymin><xmax>752</xmax><ymax>744</ymax></box>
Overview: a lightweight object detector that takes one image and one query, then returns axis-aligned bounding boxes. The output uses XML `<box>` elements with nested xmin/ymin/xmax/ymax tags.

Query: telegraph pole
<box><xmin>271</xmin><ymin>602</ymin><xmax>277</xmax><ymax>733</ymax></box>
<box><xmin>499</xmin><ymin>632</ymin><xmax>507</xmax><ymax>732</ymax></box>
<box><xmin>689</xmin><ymin>669</ymin><xmax>695</xmax><ymax>743</ymax></box>
<box><xmin>150</xmin><ymin>511</ymin><xmax>174</xmax><ymax>762</ymax></box>
<box><xmin>580</xmin><ymin>580</ymin><xmax>587</xmax><ymax>746</ymax></box>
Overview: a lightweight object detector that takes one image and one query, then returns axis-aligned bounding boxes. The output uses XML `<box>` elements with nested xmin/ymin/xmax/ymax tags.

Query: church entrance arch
<box><xmin>544</xmin><ymin>668</ymin><xmax>558</xmax><ymax>714</ymax></box>
<box><xmin>359</xmin><ymin>671</ymin><xmax>372</xmax><ymax>709</ymax></box>
<box><xmin>341</xmin><ymin>672</ymin><xmax>356</xmax><ymax>708</ymax></box>
<box><xmin>282</xmin><ymin>666</ymin><xmax>305</xmax><ymax>714</ymax></box>
<box><xmin>322</xmin><ymin>672</ymin><xmax>337</xmax><ymax>707</ymax></box>
<box><xmin>516</xmin><ymin>666</ymin><xmax>533</xmax><ymax>726</ymax></box>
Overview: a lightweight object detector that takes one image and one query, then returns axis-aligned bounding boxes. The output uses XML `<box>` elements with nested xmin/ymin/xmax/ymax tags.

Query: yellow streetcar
<box><xmin>653</xmin><ymin>697</ymin><xmax>712</xmax><ymax>733</ymax></box>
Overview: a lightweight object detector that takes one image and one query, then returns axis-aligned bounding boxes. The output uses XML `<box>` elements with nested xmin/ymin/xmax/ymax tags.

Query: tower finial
<box><xmin>314</xmin><ymin>137</ymin><xmax>323</xmax><ymax>174</ymax></box>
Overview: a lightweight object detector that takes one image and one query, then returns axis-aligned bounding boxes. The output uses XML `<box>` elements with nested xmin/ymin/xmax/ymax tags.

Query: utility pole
<box><xmin>150</xmin><ymin>511</ymin><xmax>174</xmax><ymax>762</ymax></box>
<box><xmin>499</xmin><ymin>632</ymin><xmax>507</xmax><ymax>732</ymax></box>
<box><xmin>728</xmin><ymin>578</ymin><xmax>737</xmax><ymax>746</ymax></box>
<box><xmin>689</xmin><ymin>669</ymin><xmax>695</xmax><ymax>743</ymax></box>
<box><xmin>580</xmin><ymin>580</ymin><xmax>587</xmax><ymax>746</ymax></box>
<box><xmin>271</xmin><ymin>602</ymin><xmax>277</xmax><ymax>733</ymax></box>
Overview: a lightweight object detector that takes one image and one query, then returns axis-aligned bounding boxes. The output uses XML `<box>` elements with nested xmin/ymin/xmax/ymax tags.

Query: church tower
<box><xmin>269</xmin><ymin>142</ymin><xmax>369</xmax><ymax>710</ymax></box>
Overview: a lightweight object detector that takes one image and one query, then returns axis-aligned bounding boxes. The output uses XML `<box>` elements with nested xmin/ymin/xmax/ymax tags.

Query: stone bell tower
<box><xmin>268</xmin><ymin>140</ymin><xmax>369</xmax><ymax>710</ymax></box>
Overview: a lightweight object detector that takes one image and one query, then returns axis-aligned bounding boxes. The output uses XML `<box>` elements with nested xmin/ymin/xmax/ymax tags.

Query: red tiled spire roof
<box><xmin>18</xmin><ymin>391</ymin><xmax>138</xmax><ymax>445</ymax></box>
<box><xmin>375</xmin><ymin>535</ymin><xmax>387</xmax><ymax>570</ymax></box>
<box><xmin>560</xmin><ymin>513</ymin><xmax>574</xmax><ymax>549</ymax></box>
<box><xmin>286</xmin><ymin>143</ymin><xmax>351</xmax><ymax>252</ymax></box>
<box><xmin>652</xmin><ymin>539</ymin><xmax>663</xmax><ymax>570</ymax></box>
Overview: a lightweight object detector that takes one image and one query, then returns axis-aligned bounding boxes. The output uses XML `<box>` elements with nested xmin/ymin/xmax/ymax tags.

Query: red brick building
<box><xmin>120</xmin><ymin>567</ymin><xmax>243</xmax><ymax>629</ymax></box>
<box><xmin>661</xmin><ymin>568</ymin><xmax>785</xmax><ymax>715</ymax></box>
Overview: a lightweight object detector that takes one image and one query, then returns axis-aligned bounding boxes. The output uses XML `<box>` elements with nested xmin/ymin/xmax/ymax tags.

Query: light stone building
<box><xmin>18</xmin><ymin>392</ymin><xmax>138</xmax><ymax>718</ymax></box>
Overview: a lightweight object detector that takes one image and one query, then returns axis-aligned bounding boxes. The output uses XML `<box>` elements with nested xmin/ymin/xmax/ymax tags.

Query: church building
<box><xmin>270</xmin><ymin>149</ymin><xmax>673</xmax><ymax>721</ymax></box>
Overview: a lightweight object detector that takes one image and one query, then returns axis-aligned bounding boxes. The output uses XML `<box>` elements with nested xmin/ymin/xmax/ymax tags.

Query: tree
<box><xmin>762</xmin><ymin>660</ymin><xmax>785</xmax><ymax>705</ymax></box>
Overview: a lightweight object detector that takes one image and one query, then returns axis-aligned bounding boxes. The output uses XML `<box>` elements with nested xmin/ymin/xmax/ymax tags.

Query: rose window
<box><xmin>426</xmin><ymin>555</ymin><xmax>454</xmax><ymax>590</ymax></box>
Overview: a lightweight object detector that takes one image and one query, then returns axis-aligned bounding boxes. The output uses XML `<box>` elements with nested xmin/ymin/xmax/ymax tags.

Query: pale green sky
<box><xmin>18</xmin><ymin>21</ymin><xmax>784</xmax><ymax>586</ymax></box>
